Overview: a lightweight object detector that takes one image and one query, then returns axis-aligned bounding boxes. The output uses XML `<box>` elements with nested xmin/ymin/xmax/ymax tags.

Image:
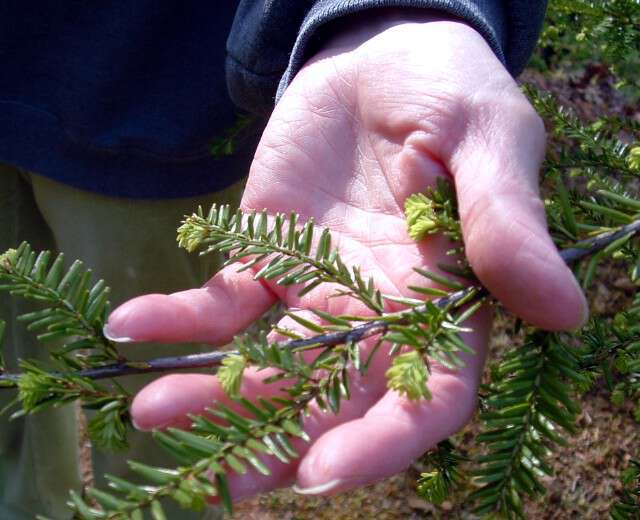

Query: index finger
<box><xmin>104</xmin><ymin>264</ymin><xmax>277</xmax><ymax>344</ymax></box>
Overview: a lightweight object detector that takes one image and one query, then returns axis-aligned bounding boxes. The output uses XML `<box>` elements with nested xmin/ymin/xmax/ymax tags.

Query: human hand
<box><xmin>105</xmin><ymin>15</ymin><xmax>587</xmax><ymax>501</ymax></box>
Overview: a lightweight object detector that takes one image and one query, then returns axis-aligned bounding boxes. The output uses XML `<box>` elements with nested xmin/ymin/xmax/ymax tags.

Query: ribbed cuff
<box><xmin>276</xmin><ymin>0</ymin><xmax>507</xmax><ymax>101</ymax></box>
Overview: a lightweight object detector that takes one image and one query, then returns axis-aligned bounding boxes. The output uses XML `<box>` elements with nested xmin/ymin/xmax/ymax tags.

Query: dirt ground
<box><xmin>230</xmin><ymin>54</ymin><xmax>640</xmax><ymax>520</ymax></box>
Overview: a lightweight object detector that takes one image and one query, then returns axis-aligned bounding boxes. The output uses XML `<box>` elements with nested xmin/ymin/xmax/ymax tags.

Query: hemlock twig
<box><xmin>0</xmin><ymin>219</ymin><xmax>638</xmax><ymax>386</ymax></box>
<box><xmin>0</xmin><ymin>285</ymin><xmax>480</xmax><ymax>384</ymax></box>
<box><xmin>558</xmin><ymin>219</ymin><xmax>640</xmax><ymax>263</ymax></box>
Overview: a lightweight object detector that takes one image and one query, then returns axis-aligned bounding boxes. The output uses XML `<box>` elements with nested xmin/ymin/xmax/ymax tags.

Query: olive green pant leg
<box><xmin>29</xmin><ymin>174</ymin><xmax>245</xmax><ymax>520</ymax></box>
<box><xmin>0</xmin><ymin>164</ymin><xmax>82</xmax><ymax>520</ymax></box>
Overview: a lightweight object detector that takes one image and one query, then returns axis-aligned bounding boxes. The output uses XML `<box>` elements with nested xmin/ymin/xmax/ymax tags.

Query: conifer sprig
<box><xmin>0</xmin><ymin>284</ymin><xmax>480</xmax><ymax>389</ymax></box>
<box><xmin>416</xmin><ymin>440</ymin><xmax>466</xmax><ymax>504</ymax></box>
<box><xmin>68</xmin><ymin>395</ymin><xmax>312</xmax><ymax>518</ymax></box>
<box><xmin>470</xmin><ymin>333</ymin><xmax>586</xmax><ymax>518</ymax></box>
<box><xmin>525</xmin><ymin>85</ymin><xmax>638</xmax><ymax>180</ymax></box>
<box><xmin>0</xmin><ymin>242</ymin><xmax>131</xmax><ymax>449</ymax></box>
<box><xmin>404</xmin><ymin>177</ymin><xmax>461</xmax><ymax>243</ymax></box>
<box><xmin>177</xmin><ymin>205</ymin><xmax>386</xmax><ymax>313</ymax></box>
<box><xmin>1</xmin><ymin>218</ymin><xmax>637</xmax><ymax>388</ymax></box>
<box><xmin>61</xmin><ymin>288</ymin><xmax>482</xmax><ymax>517</ymax></box>
<box><xmin>176</xmin><ymin>201</ymin><xmax>488</xmax><ymax>401</ymax></box>
<box><xmin>0</xmin><ymin>242</ymin><xmax>116</xmax><ymax>364</ymax></box>
<box><xmin>1</xmin><ymin>216</ymin><xmax>638</xmax><ymax>518</ymax></box>
<box><xmin>577</xmin><ymin>290</ymin><xmax>640</xmax><ymax>417</ymax></box>
<box><xmin>542</xmin><ymin>0</ymin><xmax>640</xmax><ymax>81</ymax></box>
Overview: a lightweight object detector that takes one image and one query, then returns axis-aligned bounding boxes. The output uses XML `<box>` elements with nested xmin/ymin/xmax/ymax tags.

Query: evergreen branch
<box><xmin>68</xmin><ymin>395</ymin><xmax>313</xmax><ymax>518</ymax></box>
<box><xmin>470</xmin><ymin>333</ymin><xmax>586</xmax><ymax>518</ymax></box>
<box><xmin>2</xmin><ymin>210</ymin><xmax>638</xmax><ymax>519</ymax></box>
<box><xmin>0</xmin><ymin>243</ymin><xmax>131</xmax><ymax>449</ymax></box>
<box><xmin>177</xmin><ymin>205</ymin><xmax>386</xmax><ymax>313</ymax></box>
<box><xmin>2</xmin><ymin>218</ymin><xmax>638</xmax><ymax>387</ymax></box>
<box><xmin>66</xmin><ymin>300</ymin><xmax>371</xmax><ymax>518</ymax></box>
<box><xmin>0</xmin><ymin>242</ymin><xmax>117</xmax><ymax>365</ymax></box>
<box><xmin>416</xmin><ymin>440</ymin><xmax>466</xmax><ymax>504</ymax></box>
<box><xmin>576</xmin><ymin>290</ymin><xmax>640</xmax><ymax>414</ymax></box>
<box><xmin>0</xmin><ymin>285</ymin><xmax>480</xmax><ymax>386</ymax></box>
<box><xmin>539</xmin><ymin>0</ymin><xmax>640</xmax><ymax>86</ymax></box>
<box><xmin>551</xmin><ymin>0</ymin><xmax>640</xmax><ymax>39</ymax></box>
<box><xmin>405</xmin><ymin>177</ymin><xmax>461</xmax><ymax>242</ymax></box>
<box><xmin>559</xmin><ymin>218</ymin><xmax>640</xmax><ymax>263</ymax></box>
<box><xmin>525</xmin><ymin>85</ymin><xmax>638</xmax><ymax>178</ymax></box>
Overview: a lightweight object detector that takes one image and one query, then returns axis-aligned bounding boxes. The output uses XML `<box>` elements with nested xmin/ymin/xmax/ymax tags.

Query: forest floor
<box><xmin>230</xmin><ymin>61</ymin><xmax>640</xmax><ymax>519</ymax></box>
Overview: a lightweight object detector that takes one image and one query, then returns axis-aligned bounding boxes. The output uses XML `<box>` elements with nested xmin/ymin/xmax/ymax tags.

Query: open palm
<box><xmin>106</xmin><ymin>17</ymin><xmax>586</xmax><ymax>501</ymax></box>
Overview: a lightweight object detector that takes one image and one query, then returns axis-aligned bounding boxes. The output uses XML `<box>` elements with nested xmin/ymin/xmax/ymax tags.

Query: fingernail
<box><xmin>102</xmin><ymin>323</ymin><xmax>135</xmax><ymax>343</ymax></box>
<box><xmin>292</xmin><ymin>479</ymin><xmax>343</xmax><ymax>496</ymax></box>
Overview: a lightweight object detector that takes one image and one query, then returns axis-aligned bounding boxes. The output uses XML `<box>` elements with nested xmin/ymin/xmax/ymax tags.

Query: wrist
<box><xmin>314</xmin><ymin>8</ymin><xmax>464</xmax><ymax>58</ymax></box>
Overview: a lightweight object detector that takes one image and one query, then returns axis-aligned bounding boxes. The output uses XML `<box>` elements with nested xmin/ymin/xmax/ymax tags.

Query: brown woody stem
<box><xmin>1</xmin><ymin>219</ymin><xmax>639</xmax><ymax>386</ymax></box>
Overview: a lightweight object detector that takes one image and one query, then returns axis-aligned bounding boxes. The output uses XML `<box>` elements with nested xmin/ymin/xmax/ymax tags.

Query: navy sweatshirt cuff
<box><xmin>276</xmin><ymin>0</ymin><xmax>507</xmax><ymax>102</ymax></box>
<box><xmin>226</xmin><ymin>1</ymin><xmax>547</xmax><ymax>113</ymax></box>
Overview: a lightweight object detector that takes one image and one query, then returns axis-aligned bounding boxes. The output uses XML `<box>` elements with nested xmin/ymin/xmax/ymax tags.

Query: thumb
<box><xmin>449</xmin><ymin>97</ymin><xmax>587</xmax><ymax>330</ymax></box>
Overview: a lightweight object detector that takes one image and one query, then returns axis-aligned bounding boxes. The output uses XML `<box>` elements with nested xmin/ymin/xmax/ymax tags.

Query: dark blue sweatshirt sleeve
<box><xmin>226</xmin><ymin>0</ymin><xmax>547</xmax><ymax>114</ymax></box>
